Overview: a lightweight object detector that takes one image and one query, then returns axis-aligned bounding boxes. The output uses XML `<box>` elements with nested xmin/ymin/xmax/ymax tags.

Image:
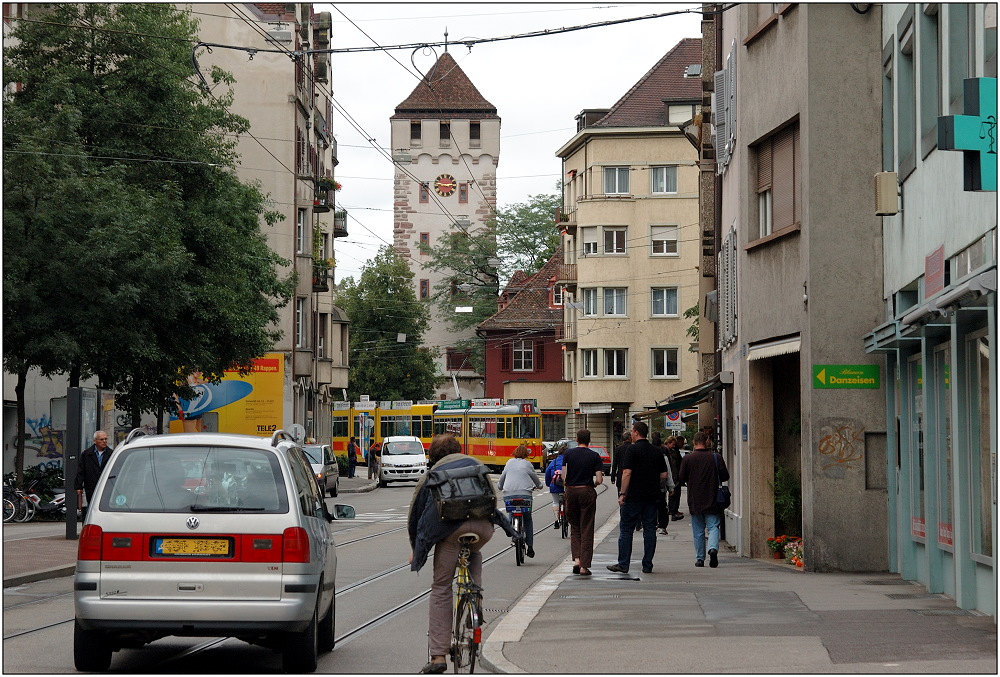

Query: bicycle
<box><xmin>558</xmin><ymin>499</ymin><xmax>568</xmax><ymax>539</ymax></box>
<box><xmin>3</xmin><ymin>478</ymin><xmax>35</xmax><ymax>523</ymax></box>
<box><xmin>450</xmin><ymin>533</ymin><xmax>484</xmax><ymax>673</ymax></box>
<box><xmin>505</xmin><ymin>497</ymin><xmax>531</xmax><ymax>566</ymax></box>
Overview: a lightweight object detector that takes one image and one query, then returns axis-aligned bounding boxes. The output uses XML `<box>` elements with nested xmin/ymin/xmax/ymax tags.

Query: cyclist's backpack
<box><xmin>552</xmin><ymin>467</ymin><xmax>564</xmax><ymax>488</ymax></box>
<box><xmin>425</xmin><ymin>463</ymin><xmax>496</xmax><ymax>521</ymax></box>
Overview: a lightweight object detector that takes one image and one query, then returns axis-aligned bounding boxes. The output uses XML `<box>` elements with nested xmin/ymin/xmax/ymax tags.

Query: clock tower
<box><xmin>391</xmin><ymin>51</ymin><xmax>500</xmax><ymax>400</ymax></box>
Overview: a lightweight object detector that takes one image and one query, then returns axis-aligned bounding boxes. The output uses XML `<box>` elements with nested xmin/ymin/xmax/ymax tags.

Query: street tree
<box><xmin>494</xmin><ymin>190</ymin><xmax>562</xmax><ymax>276</ymax></box>
<box><xmin>3</xmin><ymin>4</ymin><xmax>293</xmax><ymax>482</ymax></box>
<box><xmin>335</xmin><ymin>246</ymin><xmax>441</xmax><ymax>401</ymax></box>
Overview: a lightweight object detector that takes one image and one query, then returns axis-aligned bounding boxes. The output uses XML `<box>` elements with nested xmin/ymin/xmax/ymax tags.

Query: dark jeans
<box><xmin>656</xmin><ymin>491</ymin><xmax>670</xmax><ymax>528</ymax></box>
<box><xmin>668</xmin><ymin>487</ymin><xmax>682</xmax><ymax>515</ymax></box>
<box><xmin>617</xmin><ymin>501</ymin><xmax>658</xmax><ymax>571</ymax></box>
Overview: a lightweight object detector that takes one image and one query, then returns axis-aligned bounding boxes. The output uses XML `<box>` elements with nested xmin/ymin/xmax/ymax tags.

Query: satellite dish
<box><xmin>288</xmin><ymin>423</ymin><xmax>306</xmax><ymax>443</ymax></box>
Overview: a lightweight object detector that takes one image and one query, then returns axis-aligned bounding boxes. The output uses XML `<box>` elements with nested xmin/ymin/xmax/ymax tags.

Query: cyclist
<box><xmin>544</xmin><ymin>446</ymin><xmax>566</xmax><ymax>529</ymax></box>
<box><xmin>407</xmin><ymin>434</ymin><xmax>516</xmax><ymax>674</ymax></box>
<box><xmin>497</xmin><ymin>444</ymin><xmax>543</xmax><ymax>558</ymax></box>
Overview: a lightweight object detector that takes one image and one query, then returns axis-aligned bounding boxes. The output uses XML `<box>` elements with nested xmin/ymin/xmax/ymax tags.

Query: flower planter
<box><xmin>773</xmin><ymin>551</ymin><xmax>783</xmax><ymax>559</ymax></box>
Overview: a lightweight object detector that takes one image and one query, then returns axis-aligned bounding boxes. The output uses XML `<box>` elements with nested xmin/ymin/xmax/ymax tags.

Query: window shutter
<box><xmin>772</xmin><ymin>126</ymin><xmax>796</xmax><ymax>229</ymax></box>
<box><xmin>501</xmin><ymin>342</ymin><xmax>511</xmax><ymax>371</ymax></box>
<box><xmin>727</xmin><ymin>47</ymin><xmax>737</xmax><ymax>152</ymax></box>
<box><xmin>757</xmin><ymin>137</ymin><xmax>772</xmax><ymax>191</ymax></box>
<box><xmin>536</xmin><ymin>341</ymin><xmax>544</xmax><ymax>371</ymax></box>
<box><xmin>713</xmin><ymin>69</ymin><xmax>728</xmax><ymax>171</ymax></box>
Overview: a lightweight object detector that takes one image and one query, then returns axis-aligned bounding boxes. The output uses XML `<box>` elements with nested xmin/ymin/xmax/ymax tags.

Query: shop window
<box><xmin>967</xmin><ymin>332</ymin><xmax>993</xmax><ymax>558</ymax></box>
<box><xmin>933</xmin><ymin>345</ymin><xmax>953</xmax><ymax>548</ymax></box>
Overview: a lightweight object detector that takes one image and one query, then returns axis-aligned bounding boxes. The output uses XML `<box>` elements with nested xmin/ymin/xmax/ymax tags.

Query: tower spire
<box><xmin>444</xmin><ymin>27</ymin><xmax>449</xmax><ymax>53</ymax></box>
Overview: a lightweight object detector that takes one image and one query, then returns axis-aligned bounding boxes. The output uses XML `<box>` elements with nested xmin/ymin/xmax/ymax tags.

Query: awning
<box><xmin>747</xmin><ymin>336</ymin><xmax>800</xmax><ymax>361</ymax></box>
<box><xmin>632</xmin><ymin>371</ymin><xmax>733</xmax><ymax>420</ymax></box>
<box><xmin>579</xmin><ymin>403</ymin><xmax>613</xmax><ymax>415</ymax></box>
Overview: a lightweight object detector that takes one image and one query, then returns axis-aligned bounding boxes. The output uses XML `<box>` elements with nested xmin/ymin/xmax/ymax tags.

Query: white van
<box><xmin>377</xmin><ymin>436</ymin><xmax>427</xmax><ymax>487</ymax></box>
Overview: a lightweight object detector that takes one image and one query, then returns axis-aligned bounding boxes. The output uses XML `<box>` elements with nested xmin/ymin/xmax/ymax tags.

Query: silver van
<box><xmin>377</xmin><ymin>435</ymin><xmax>428</xmax><ymax>487</ymax></box>
<box><xmin>73</xmin><ymin>429</ymin><xmax>354</xmax><ymax>673</ymax></box>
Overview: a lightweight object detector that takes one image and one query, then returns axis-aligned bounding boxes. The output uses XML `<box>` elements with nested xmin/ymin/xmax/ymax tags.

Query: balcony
<box><xmin>312</xmin><ymin>261</ymin><xmax>332</xmax><ymax>292</ymax></box>
<box><xmin>333</xmin><ymin>209</ymin><xmax>348</xmax><ymax>238</ymax></box>
<box><xmin>314</xmin><ymin>189</ymin><xmax>333</xmax><ymax>213</ymax></box>
<box><xmin>555</xmin><ymin>263</ymin><xmax>577</xmax><ymax>290</ymax></box>
<box><xmin>555</xmin><ymin>322</ymin><xmax>577</xmax><ymax>345</ymax></box>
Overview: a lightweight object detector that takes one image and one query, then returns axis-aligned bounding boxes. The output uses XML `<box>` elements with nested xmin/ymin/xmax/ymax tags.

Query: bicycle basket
<box><xmin>504</xmin><ymin>497</ymin><xmax>532</xmax><ymax>514</ymax></box>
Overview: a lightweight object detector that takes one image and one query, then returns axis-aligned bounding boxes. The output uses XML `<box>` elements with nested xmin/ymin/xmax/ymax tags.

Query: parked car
<box><xmin>591</xmin><ymin>445</ymin><xmax>611</xmax><ymax>474</ymax></box>
<box><xmin>302</xmin><ymin>443</ymin><xmax>339</xmax><ymax>497</ymax></box>
<box><xmin>378</xmin><ymin>435</ymin><xmax>428</xmax><ymax>487</ymax></box>
<box><xmin>73</xmin><ymin>429</ymin><xmax>355</xmax><ymax>673</ymax></box>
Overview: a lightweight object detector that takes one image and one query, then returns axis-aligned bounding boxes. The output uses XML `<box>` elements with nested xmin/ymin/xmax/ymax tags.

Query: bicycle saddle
<box><xmin>457</xmin><ymin>532</ymin><xmax>480</xmax><ymax>543</ymax></box>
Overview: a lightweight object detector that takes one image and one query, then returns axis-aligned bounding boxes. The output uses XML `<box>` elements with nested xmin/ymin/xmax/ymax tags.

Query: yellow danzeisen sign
<box><xmin>813</xmin><ymin>365</ymin><xmax>880</xmax><ymax>389</ymax></box>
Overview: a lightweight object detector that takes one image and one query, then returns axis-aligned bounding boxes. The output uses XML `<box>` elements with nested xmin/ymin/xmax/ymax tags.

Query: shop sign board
<box><xmin>813</xmin><ymin>364</ymin><xmax>880</xmax><ymax>389</ymax></box>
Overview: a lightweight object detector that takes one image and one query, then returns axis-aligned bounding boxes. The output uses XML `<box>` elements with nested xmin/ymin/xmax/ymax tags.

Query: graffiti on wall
<box><xmin>23</xmin><ymin>414</ymin><xmax>65</xmax><ymax>471</ymax></box>
<box><xmin>817</xmin><ymin>418</ymin><xmax>864</xmax><ymax>477</ymax></box>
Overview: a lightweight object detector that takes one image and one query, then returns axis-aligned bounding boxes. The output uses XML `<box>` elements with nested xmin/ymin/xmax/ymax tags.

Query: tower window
<box><xmin>470</xmin><ymin>121</ymin><xmax>481</xmax><ymax>148</ymax></box>
<box><xmin>440</xmin><ymin>121</ymin><xmax>450</xmax><ymax>146</ymax></box>
<box><xmin>410</xmin><ymin>121</ymin><xmax>421</xmax><ymax>145</ymax></box>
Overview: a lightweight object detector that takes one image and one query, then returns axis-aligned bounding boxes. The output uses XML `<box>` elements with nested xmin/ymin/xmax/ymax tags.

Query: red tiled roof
<box><xmin>593</xmin><ymin>37</ymin><xmax>702</xmax><ymax>128</ymax></box>
<box><xmin>392</xmin><ymin>52</ymin><xmax>499</xmax><ymax>120</ymax></box>
<box><xmin>479</xmin><ymin>247</ymin><xmax>563</xmax><ymax>331</ymax></box>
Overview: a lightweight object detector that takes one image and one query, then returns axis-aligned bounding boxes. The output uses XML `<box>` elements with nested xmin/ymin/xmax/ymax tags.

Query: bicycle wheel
<box><xmin>3</xmin><ymin>498</ymin><xmax>15</xmax><ymax>523</ymax></box>
<box><xmin>560</xmin><ymin>510</ymin><xmax>568</xmax><ymax>539</ymax></box>
<box><xmin>452</xmin><ymin>591</ymin><xmax>481</xmax><ymax>673</ymax></box>
<box><xmin>16</xmin><ymin>496</ymin><xmax>35</xmax><ymax>523</ymax></box>
<box><xmin>513</xmin><ymin>515</ymin><xmax>524</xmax><ymax>566</ymax></box>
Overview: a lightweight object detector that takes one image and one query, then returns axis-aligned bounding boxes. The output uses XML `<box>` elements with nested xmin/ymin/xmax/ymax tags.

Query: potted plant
<box><xmin>784</xmin><ymin>537</ymin><xmax>804</xmax><ymax>567</ymax></box>
<box><xmin>767</xmin><ymin>535</ymin><xmax>788</xmax><ymax>559</ymax></box>
<box><xmin>316</xmin><ymin>176</ymin><xmax>341</xmax><ymax>192</ymax></box>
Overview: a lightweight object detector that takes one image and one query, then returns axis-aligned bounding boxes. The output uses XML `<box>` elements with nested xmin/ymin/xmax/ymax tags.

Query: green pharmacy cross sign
<box><xmin>938</xmin><ymin>77</ymin><xmax>997</xmax><ymax>192</ymax></box>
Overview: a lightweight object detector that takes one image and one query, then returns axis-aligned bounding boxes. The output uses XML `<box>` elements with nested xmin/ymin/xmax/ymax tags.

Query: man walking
<box><xmin>75</xmin><ymin>430</ymin><xmax>111</xmax><ymax>518</ymax></box>
<box><xmin>608</xmin><ymin>421</ymin><xmax>669</xmax><ymax>575</ymax></box>
<box><xmin>678</xmin><ymin>431</ymin><xmax>730</xmax><ymax>568</ymax></box>
<box><xmin>562</xmin><ymin>429</ymin><xmax>604</xmax><ymax>577</ymax></box>
<box><xmin>347</xmin><ymin>436</ymin><xmax>358</xmax><ymax>478</ymax></box>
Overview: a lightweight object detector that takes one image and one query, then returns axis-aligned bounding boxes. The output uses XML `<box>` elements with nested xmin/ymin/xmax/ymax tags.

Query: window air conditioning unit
<box><xmin>875</xmin><ymin>172</ymin><xmax>899</xmax><ymax>216</ymax></box>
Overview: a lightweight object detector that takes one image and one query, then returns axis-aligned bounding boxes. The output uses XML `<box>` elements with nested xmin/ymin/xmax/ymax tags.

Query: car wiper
<box><xmin>189</xmin><ymin>505</ymin><xmax>266</xmax><ymax>512</ymax></box>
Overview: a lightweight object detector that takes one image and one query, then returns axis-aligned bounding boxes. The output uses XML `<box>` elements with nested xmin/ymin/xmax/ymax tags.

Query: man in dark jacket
<box><xmin>346</xmin><ymin>436</ymin><xmax>358</xmax><ymax>478</ymax></box>
<box><xmin>608</xmin><ymin>421</ymin><xmax>669</xmax><ymax>575</ymax></box>
<box><xmin>678</xmin><ymin>431</ymin><xmax>730</xmax><ymax>568</ymax></box>
<box><xmin>75</xmin><ymin>430</ymin><xmax>111</xmax><ymax>517</ymax></box>
<box><xmin>407</xmin><ymin>434</ymin><xmax>516</xmax><ymax>673</ymax></box>
<box><xmin>609</xmin><ymin>431</ymin><xmax>631</xmax><ymax>486</ymax></box>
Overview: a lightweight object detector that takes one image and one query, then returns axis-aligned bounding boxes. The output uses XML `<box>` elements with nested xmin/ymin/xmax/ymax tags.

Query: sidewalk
<box><xmin>2</xmin><ymin>474</ymin><xmax>378</xmax><ymax>589</ymax></box>
<box><xmin>481</xmin><ymin>510</ymin><xmax>997</xmax><ymax>674</ymax></box>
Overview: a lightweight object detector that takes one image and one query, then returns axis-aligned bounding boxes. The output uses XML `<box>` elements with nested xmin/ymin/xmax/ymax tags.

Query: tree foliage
<box><xmin>3</xmin><ymin>3</ymin><xmax>293</xmax><ymax>481</ymax></box>
<box><xmin>494</xmin><ymin>190</ymin><xmax>562</xmax><ymax>277</ymax></box>
<box><xmin>335</xmin><ymin>247</ymin><xmax>441</xmax><ymax>401</ymax></box>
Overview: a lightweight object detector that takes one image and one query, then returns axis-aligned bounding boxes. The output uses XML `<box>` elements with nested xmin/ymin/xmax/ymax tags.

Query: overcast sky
<box><xmin>318</xmin><ymin>3</ymin><xmax>703</xmax><ymax>282</ymax></box>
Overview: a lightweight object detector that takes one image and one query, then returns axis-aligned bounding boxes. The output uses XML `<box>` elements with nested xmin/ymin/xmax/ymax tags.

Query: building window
<box><xmin>603</xmin><ymin>227</ymin><xmax>626</xmax><ymax>255</ymax></box>
<box><xmin>317</xmin><ymin>313</ymin><xmax>327</xmax><ymax>358</ymax></box>
<box><xmin>651</xmin><ymin>166</ymin><xmax>678</xmax><ymax>194</ymax></box>
<box><xmin>295</xmin><ymin>298</ymin><xmax>305</xmax><ymax>348</ymax></box>
<box><xmin>410</xmin><ymin>121</ymin><xmax>421</xmax><ymax>145</ymax></box>
<box><xmin>470</xmin><ymin>121</ymin><xmax>481</xmax><ymax>147</ymax></box>
<box><xmin>296</xmin><ymin>209</ymin><xmax>307</xmax><ymax>254</ymax></box>
<box><xmin>754</xmin><ymin>123</ymin><xmax>800</xmax><ymax>239</ymax></box>
<box><xmin>651</xmin><ymin>287</ymin><xmax>679</xmax><ymax>317</ymax></box>
<box><xmin>513</xmin><ymin>339</ymin><xmax>534</xmax><ymax>371</ymax></box>
<box><xmin>651</xmin><ymin>347</ymin><xmax>679</xmax><ymax>378</ymax></box>
<box><xmin>651</xmin><ymin>225</ymin><xmax>679</xmax><ymax>255</ymax></box>
<box><xmin>967</xmin><ymin>331</ymin><xmax>993</xmax><ymax>557</ymax></box>
<box><xmin>582</xmin><ymin>349</ymin><xmax>598</xmax><ymax>377</ymax></box>
<box><xmin>918</xmin><ymin>5</ymin><xmax>941</xmax><ymax>157</ymax></box>
<box><xmin>898</xmin><ymin>7</ymin><xmax>917</xmax><ymax>177</ymax></box>
<box><xmin>604</xmin><ymin>348</ymin><xmax>627</xmax><ymax>377</ymax></box>
<box><xmin>933</xmin><ymin>345</ymin><xmax>953</xmax><ymax>547</ymax></box>
<box><xmin>882</xmin><ymin>40</ymin><xmax>895</xmax><ymax>171</ymax></box>
<box><xmin>419</xmin><ymin>279</ymin><xmax>429</xmax><ymax>299</ymax></box>
<box><xmin>581</xmin><ymin>226</ymin><xmax>598</xmax><ymax>255</ymax></box>
<box><xmin>718</xmin><ymin>226</ymin><xmax>738</xmax><ymax>348</ymax></box>
<box><xmin>582</xmin><ymin>288</ymin><xmax>598</xmax><ymax>316</ymax></box>
<box><xmin>948</xmin><ymin>3</ymin><xmax>972</xmax><ymax>114</ymax></box>
<box><xmin>552</xmin><ymin>284</ymin><xmax>564</xmax><ymax>307</ymax></box>
<box><xmin>419</xmin><ymin>182</ymin><xmax>429</xmax><ymax>203</ymax></box>
<box><xmin>603</xmin><ymin>166</ymin><xmax>630</xmax><ymax>194</ymax></box>
<box><xmin>440</xmin><ymin>121</ymin><xmax>450</xmax><ymax>146</ymax></box>
<box><xmin>459</xmin><ymin>182</ymin><xmax>469</xmax><ymax>203</ymax></box>
<box><xmin>419</xmin><ymin>231</ymin><xmax>430</xmax><ymax>254</ymax></box>
<box><xmin>447</xmin><ymin>347</ymin><xmax>472</xmax><ymax>371</ymax></box>
<box><xmin>604</xmin><ymin>287</ymin><xmax>627</xmax><ymax>316</ymax></box>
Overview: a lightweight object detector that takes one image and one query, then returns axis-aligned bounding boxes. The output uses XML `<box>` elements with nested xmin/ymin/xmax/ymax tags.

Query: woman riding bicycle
<box><xmin>497</xmin><ymin>444</ymin><xmax>543</xmax><ymax>558</ymax></box>
<box><xmin>407</xmin><ymin>434</ymin><xmax>516</xmax><ymax>674</ymax></box>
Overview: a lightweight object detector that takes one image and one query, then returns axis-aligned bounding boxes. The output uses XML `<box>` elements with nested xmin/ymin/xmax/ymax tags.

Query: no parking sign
<box><xmin>665</xmin><ymin>410</ymin><xmax>686</xmax><ymax>431</ymax></box>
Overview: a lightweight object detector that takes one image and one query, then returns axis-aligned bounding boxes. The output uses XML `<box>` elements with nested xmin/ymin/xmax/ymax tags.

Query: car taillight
<box><xmin>78</xmin><ymin>524</ymin><xmax>103</xmax><ymax>560</ymax></box>
<box><xmin>282</xmin><ymin>527</ymin><xmax>310</xmax><ymax>563</ymax></box>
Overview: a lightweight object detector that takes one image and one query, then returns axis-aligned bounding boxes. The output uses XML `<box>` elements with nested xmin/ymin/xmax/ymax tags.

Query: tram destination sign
<box><xmin>813</xmin><ymin>364</ymin><xmax>880</xmax><ymax>389</ymax></box>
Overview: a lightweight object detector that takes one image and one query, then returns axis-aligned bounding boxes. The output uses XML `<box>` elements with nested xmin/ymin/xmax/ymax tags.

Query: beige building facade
<box><xmin>555</xmin><ymin>39</ymin><xmax>704</xmax><ymax>449</ymax></box>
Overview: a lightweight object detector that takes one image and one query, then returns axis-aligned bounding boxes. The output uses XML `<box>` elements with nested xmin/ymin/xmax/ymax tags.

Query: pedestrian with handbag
<box><xmin>678</xmin><ymin>431</ymin><xmax>730</xmax><ymax>568</ymax></box>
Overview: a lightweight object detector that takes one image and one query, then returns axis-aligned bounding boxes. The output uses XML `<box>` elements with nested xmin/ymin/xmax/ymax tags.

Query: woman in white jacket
<box><xmin>497</xmin><ymin>444</ymin><xmax>543</xmax><ymax>557</ymax></box>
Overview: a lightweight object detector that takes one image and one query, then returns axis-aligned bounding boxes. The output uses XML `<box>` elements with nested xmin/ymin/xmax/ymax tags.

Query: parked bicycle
<box><xmin>450</xmin><ymin>533</ymin><xmax>484</xmax><ymax>673</ymax></box>
<box><xmin>504</xmin><ymin>497</ymin><xmax>531</xmax><ymax>566</ymax></box>
<box><xmin>3</xmin><ymin>478</ymin><xmax>35</xmax><ymax>523</ymax></box>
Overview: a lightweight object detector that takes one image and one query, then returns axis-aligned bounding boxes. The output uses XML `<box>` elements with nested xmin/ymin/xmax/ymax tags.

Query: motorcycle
<box><xmin>23</xmin><ymin>477</ymin><xmax>67</xmax><ymax>519</ymax></box>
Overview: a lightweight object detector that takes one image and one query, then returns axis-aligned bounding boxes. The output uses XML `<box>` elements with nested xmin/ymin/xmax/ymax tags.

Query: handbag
<box><xmin>713</xmin><ymin>453</ymin><xmax>731</xmax><ymax>510</ymax></box>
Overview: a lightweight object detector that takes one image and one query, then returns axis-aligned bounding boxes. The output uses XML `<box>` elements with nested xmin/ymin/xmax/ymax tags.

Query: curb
<box><xmin>4</xmin><ymin>565</ymin><xmax>77</xmax><ymax>588</ymax></box>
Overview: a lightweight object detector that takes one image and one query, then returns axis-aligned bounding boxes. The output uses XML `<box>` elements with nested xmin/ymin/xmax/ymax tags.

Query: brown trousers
<box><xmin>428</xmin><ymin>519</ymin><xmax>494</xmax><ymax>656</ymax></box>
<box><xmin>565</xmin><ymin>485</ymin><xmax>597</xmax><ymax>569</ymax></box>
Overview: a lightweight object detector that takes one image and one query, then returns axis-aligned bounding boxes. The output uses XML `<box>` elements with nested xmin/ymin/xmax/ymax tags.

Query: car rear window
<box><xmin>301</xmin><ymin>445</ymin><xmax>326</xmax><ymax>465</ymax></box>
<box><xmin>99</xmin><ymin>446</ymin><xmax>289</xmax><ymax>513</ymax></box>
<box><xmin>383</xmin><ymin>440</ymin><xmax>424</xmax><ymax>455</ymax></box>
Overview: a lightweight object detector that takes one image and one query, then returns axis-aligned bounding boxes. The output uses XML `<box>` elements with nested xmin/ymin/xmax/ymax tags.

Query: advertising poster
<box><xmin>169</xmin><ymin>353</ymin><xmax>284</xmax><ymax>436</ymax></box>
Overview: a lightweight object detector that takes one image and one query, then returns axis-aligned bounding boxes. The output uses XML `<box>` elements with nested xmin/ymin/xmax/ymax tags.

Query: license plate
<box><xmin>154</xmin><ymin>537</ymin><xmax>231</xmax><ymax>557</ymax></box>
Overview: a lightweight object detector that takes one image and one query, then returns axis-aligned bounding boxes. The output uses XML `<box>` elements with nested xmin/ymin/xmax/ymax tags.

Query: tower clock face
<box><xmin>434</xmin><ymin>174</ymin><xmax>457</xmax><ymax>197</ymax></box>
